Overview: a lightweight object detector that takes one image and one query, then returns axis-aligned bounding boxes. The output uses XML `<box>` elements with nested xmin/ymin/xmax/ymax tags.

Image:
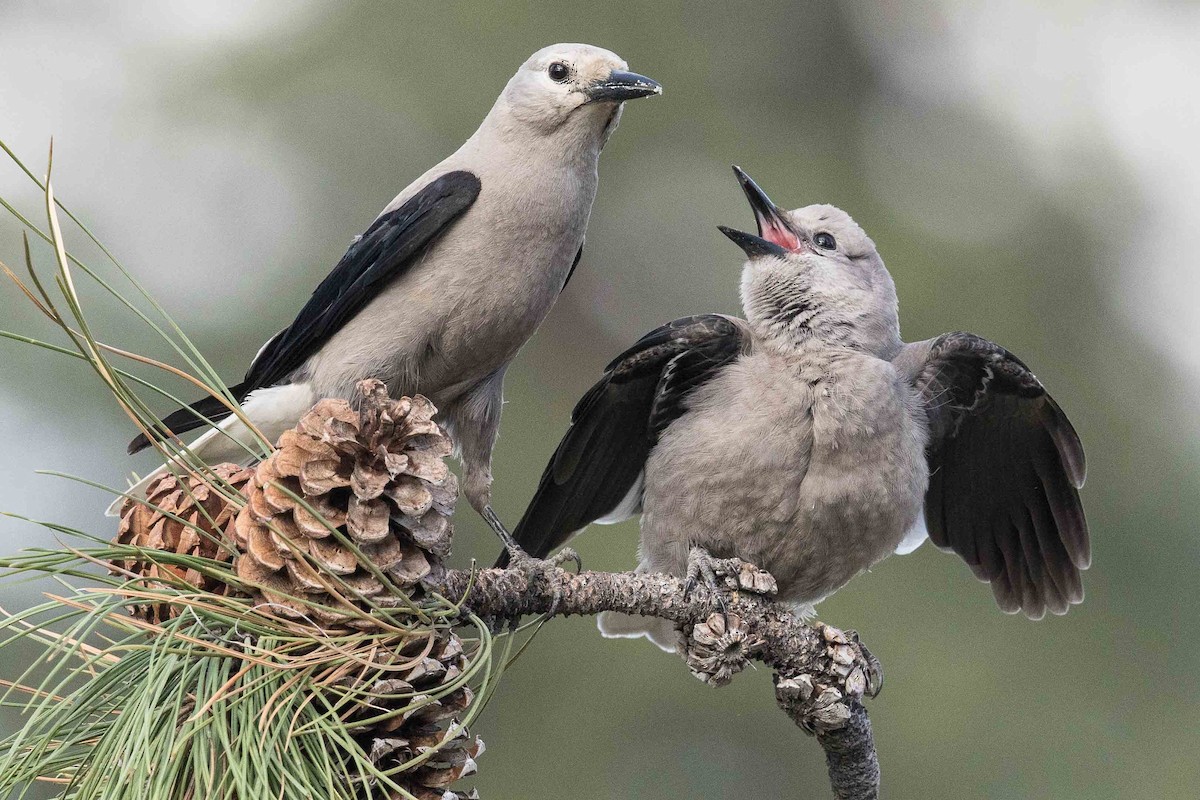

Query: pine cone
<box><xmin>232</xmin><ymin>380</ymin><xmax>458</xmax><ymax>626</ymax></box>
<box><xmin>350</xmin><ymin>629</ymin><xmax>483</xmax><ymax>800</ymax></box>
<box><xmin>685</xmin><ymin>612</ymin><xmax>764</xmax><ymax>687</ymax></box>
<box><xmin>112</xmin><ymin>382</ymin><xmax>482</xmax><ymax>797</ymax></box>
<box><xmin>113</xmin><ymin>463</ymin><xmax>251</xmax><ymax>623</ymax></box>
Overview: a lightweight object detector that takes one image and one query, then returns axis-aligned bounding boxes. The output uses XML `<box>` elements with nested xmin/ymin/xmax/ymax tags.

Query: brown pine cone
<box><xmin>231</xmin><ymin>380</ymin><xmax>458</xmax><ymax>626</ymax></box>
<box><xmin>113</xmin><ymin>463</ymin><xmax>251</xmax><ymax>623</ymax></box>
<box><xmin>348</xmin><ymin>629</ymin><xmax>483</xmax><ymax>799</ymax></box>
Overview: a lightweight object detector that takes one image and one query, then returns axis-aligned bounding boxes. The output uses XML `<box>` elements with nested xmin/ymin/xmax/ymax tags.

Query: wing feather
<box><xmin>128</xmin><ymin>171</ymin><xmax>480</xmax><ymax>453</ymax></box>
<box><xmin>500</xmin><ymin>315</ymin><xmax>749</xmax><ymax>566</ymax></box>
<box><xmin>903</xmin><ymin>332</ymin><xmax>1089</xmax><ymax>618</ymax></box>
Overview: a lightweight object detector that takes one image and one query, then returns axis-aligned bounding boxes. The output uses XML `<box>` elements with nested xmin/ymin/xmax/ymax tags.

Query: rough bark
<box><xmin>426</xmin><ymin>562</ymin><xmax>881</xmax><ymax>800</ymax></box>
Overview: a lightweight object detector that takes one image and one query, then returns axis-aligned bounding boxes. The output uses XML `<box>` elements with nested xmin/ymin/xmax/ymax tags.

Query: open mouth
<box><xmin>732</xmin><ymin>165</ymin><xmax>803</xmax><ymax>251</ymax></box>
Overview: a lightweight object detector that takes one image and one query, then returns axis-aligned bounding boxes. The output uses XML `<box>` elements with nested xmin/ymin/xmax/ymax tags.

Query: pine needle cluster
<box><xmin>0</xmin><ymin>141</ymin><xmax>507</xmax><ymax>800</ymax></box>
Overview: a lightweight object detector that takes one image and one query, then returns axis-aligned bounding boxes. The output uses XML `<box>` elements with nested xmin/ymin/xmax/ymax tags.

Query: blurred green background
<box><xmin>1</xmin><ymin>1</ymin><xmax>1195</xmax><ymax>798</ymax></box>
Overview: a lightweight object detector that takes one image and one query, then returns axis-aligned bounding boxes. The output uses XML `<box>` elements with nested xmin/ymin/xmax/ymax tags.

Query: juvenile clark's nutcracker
<box><xmin>111</xmin><ymin>44</ymin><xmax>662</xmax><ymax>550</ymax></box>
<box><xmin>507</xmin><ymin>167</ymin><xmax>1089</xmax><ymax>650</ymax></box>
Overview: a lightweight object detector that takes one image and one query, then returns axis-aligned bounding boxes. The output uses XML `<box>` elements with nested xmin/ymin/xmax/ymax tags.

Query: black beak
<box><xmin>585</xmin><ymin>70</ymin><xmax>663</xmax><ymax>103</ymax></box>
<box><xmin>718</xmin><ymin>225</ymin><xmax>789</xmax><ymax>259</ymax></box>
<box><xmin>730</xmin><ymin>165</ymin><xmax>800</xmax><ymax>250</ymax></box>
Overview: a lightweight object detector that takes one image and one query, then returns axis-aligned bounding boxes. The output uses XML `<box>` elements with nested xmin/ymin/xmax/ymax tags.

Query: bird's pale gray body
<box><xmin>641</xmin><ymin>344</ymin><xmax>928</xmax><ymax>611</ymax></box>
<box><xmin>114</xmin><ymin>44</ymin><xmax>661</xmax><ymax>524</ymax></box>
<box><xmin>300</xmin><ymin>107</ymin><xmax>608</xmax><ymax>500</ymax></box>
<box><xmin>511</xmin><ymin>167</ymin><xmax>1088</xmax><ymax>649</ymax></box>
<box><xmin>307</xmin><ymin>97</ymin><xmax>612</xmax><ymax>405</ymax></box>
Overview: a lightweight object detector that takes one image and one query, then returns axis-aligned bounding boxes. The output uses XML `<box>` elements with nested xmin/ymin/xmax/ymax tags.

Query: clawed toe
<box><xmin>685</xmin><ymin>546</ymin><xmax>736</xmax><ymax>600</ymax></box>
<box><xmin>501</xmin><ymin>547</ymin><xmax>576</xmax><ymax>619</ymax></box>
<box><xmin>685</xmin><ymin>546</ymin><xmax>778</xmax><ymax>602</ymax></box>
<box><xmin>547</xmin><ymin>546</ymin><xmax>582</xmax><ymax>573</ymax></box>
<box><xmin>844</xmin><ymin>629</ymin><xmax>883</xmax><ymax>697</ymax></box>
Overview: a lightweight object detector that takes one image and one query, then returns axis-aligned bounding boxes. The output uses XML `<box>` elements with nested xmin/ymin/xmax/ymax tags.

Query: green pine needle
<box><xmin>0</xmin><ymin>141</ymin><xmax>506</xmax><ymax>799</ymax></box>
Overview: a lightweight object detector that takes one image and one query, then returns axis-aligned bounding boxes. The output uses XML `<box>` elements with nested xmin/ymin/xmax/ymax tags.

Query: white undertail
<box><xmin>104</xmin><ymin>383</ymin><xmax>316</xmax><ymax>517</ymax></box>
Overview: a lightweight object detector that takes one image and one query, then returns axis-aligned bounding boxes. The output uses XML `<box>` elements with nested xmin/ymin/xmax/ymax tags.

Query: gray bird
<box><xmin>507</xmin><ymin>166</ymin><xmax>1089</xmax><ymax>649</ymax></box>
<box><xmin>109</xmin><ymin>43</ymin><xmax>661</xmax><ymax>551</ymax></box>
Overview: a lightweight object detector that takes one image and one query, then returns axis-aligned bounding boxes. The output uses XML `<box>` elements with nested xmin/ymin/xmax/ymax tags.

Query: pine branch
<box><xmin>429</xmin><ymin>562</ymin><xmax>883</xmax><ymax>800</ymax></box>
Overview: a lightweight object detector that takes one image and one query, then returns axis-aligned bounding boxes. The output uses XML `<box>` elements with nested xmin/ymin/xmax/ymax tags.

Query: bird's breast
<box><xmin>639</xmin><ymin>350</ymin><xmax>928</xmax><ymax>606</ymax></box>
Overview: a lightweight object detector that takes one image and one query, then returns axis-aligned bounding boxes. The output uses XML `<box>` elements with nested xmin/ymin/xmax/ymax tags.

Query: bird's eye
<box><xmin>813</xmin><ymin>232</ymin><xmax>837</xmax><ymax>250</ymax></box>
<box><xmin>548</xmin><ymin>62</ymin><xmax>570</xmax><ymax>82</ymax></box>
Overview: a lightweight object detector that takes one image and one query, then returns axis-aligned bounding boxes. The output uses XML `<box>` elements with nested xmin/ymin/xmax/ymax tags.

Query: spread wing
<box><xmin>900</xmin><ymin>332</ymin><xmax>1089</xmax><ymax>619</ymax></box>
<box><xmin>500</xmin><ymin>314</ymin><xmax>750</xmax><ymax>566</ymax></box>
<box><xmin>129</xmin><ymin>170</ymin><xmax>481</xmax><ymax>453</ymax></box>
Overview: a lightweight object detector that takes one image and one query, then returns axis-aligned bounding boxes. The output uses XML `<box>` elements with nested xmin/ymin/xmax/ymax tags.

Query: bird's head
<box><xmin>719</xmin><ymin>166</ymin><xmax>901</xmax><ymax>356</ymax></box>
<box><xmin>497</xmin><ymin>44</ymin><xmax>661</xmax><ymax>141</ymax></box>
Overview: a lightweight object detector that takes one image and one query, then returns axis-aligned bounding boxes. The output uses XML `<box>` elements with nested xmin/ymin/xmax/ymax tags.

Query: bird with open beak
<box><xmin>506</xmin><ymin>166</ymin><xmax>1089</xmax><ymax>650</ymax></box>
<box><xmin>112</xmin><ymin>44</ymin><xmax>661</xmax><ymax>558</ymax></box>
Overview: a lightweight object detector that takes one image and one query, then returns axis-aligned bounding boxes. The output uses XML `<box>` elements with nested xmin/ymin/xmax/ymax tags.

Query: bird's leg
<box><xmin>448</xmin><ymin>370</ymin><xmax>523</xmax><ymax>556</ymax></box>
<box><xmin>684</xmin><ymin>545</ymin><xmax>779</xmax><ymax>626</ymax></box>
<box><xmin>448</xmin><ymin>374</ymin><xmax>580</xmax><ymax>617</ymax></box>
<box><xmin>482</xmin><ymin>504</ymin><xmax>584</xmax><ymax>565</ymax></box>
<box><xmin>481</xmin><ymin>504</ymin><xmax>524</xmax><ymax>558</ymax></box>
<box><xmin>478</xmin><ymin>505</ymin><xmax>558</xmax><ymax>620</ymax></box>
<box><xmin>684</xmin><ymin>546</ymin><xmax>738</xmax><ymax>621</ymax></box>
<box><xmin>684</xmin><ymin>546</ymin><xmax>741</xmax><ymax>597</ymax></box>
<box><xmin>478</xmin><ymin>501</ymin><xmax>578</xmax><ymax>617</ymax></box>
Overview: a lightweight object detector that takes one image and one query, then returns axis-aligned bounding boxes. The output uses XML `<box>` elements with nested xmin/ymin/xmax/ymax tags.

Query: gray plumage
<box><xmin>110</xmin><ymin>44</ymin><xmax>661</xmax><ymax>531</ymax></box>
<box><xmin>509</xmin><ymin>166</ymin><xmax>1088</xmax><ymax>649</ymax></box>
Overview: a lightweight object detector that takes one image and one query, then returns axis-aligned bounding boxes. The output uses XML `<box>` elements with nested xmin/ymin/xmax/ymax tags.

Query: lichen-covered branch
<box><xmin>816</xmin><ymin>703</ymin><xmax>880</xmax><ymax>800</ymax></box>
<box><xmin>427</xmin><ymin>563</ymin><xmax>881</xmax><ymax>800</ymax></box>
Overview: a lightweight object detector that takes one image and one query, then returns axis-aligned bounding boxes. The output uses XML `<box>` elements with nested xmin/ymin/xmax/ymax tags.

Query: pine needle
<box><xmin>0</xmin><ymin>141</ymin><xmax>501</xmax><ymax>799</ymax></box>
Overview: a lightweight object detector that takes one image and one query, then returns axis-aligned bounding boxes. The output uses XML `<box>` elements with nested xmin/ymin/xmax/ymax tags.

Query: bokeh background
<box><xmin>1</xmin><ymin>2</ymin><xmax>1195</xmax><ymax>798</ymax></box>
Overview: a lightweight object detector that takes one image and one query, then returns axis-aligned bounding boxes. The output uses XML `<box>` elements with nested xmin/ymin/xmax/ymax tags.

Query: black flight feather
<box><xmin>499</xmin><ymin>314</ymin><xmax>748</xmax><ymax>567</ymax></box>
<box><xmin>913</xmin><ymin>331</ymin><xmax>1089</xmax><ymax>619</ymax></box>
<box><xmin>128</xmin><ymin>170</ymin><xmax>481</xmax><ymax>454</ymax></box>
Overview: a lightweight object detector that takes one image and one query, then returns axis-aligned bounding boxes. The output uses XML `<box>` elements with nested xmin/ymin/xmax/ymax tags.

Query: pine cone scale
<box><xmin>113</xmin><ymin>381</ymin><xmax>481</xmax><ymax>798</ymax></box>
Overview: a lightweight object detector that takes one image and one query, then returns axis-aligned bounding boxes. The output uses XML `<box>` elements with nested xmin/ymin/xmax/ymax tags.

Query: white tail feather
<box><xmin>895</xmin><ymin>510</ymin><xmax>929</xmax><ymax>555</ymax></box>
<box><xmin>105</xmin><ymin>383</ymin><xmax>315</xmax><ymax>517</ymax></box>
<box><xmin>594</xmin><ymin>470</ymin><xmax>643</xmax><ymax>525</ymax></box>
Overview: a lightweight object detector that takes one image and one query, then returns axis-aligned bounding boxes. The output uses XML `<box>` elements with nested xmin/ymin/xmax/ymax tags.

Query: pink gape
<box><xmin>754</xmin><ymin>208</ymin><xmax>805</xmax><ymax>251</ymax></box>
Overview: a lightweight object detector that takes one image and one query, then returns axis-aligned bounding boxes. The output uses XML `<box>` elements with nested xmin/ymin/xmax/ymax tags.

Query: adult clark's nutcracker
<box><xmin>113</xmin><ymin>44</ymin><xmax>662</xmax><ymax>552</ymax></box>
<box><xmin>506</xmin><ymin>166</ymin><xmax>1089</xmax><ymax>650</ymax></box>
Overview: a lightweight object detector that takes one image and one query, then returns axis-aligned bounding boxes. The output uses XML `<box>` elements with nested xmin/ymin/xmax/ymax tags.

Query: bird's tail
<box><xmin>106</xmin><ymin>383</ymin><xmax>316</xmax><ymax>517</ymax></box>
<box><xmin>106</xmin><ymin>424</ymin><xmax>240</xmax><ymax>520</ymax></box>
<box><xmin>596</xmin><ymin>611</ymin><xmax>681</xmax><ymax>653</ymax></box>
<box><xmin>126</xmin><ymin>382</ymin><xmax>248</xmax><ymax>454</ymax></box>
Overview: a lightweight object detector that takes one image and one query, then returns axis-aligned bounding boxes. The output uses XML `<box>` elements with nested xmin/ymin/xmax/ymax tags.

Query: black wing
<box><xmin>904</xmin><ymin>332</ymin><xmax>1089</xmax><ymax>619</ymax></box>
<box><xmin>499</xmin><ymin>314</ymin><xmax>750</xmax><ymax>566</ymax></box>
<box><xmin>129</xmin><ymin>170</ymin><xmax>481</xmax><ymax>453</ymax></box>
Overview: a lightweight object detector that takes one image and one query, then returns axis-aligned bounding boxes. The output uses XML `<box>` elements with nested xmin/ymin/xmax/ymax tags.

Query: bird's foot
<box><xmin>683</xmin><ymin>546</ymin><xmax>779</xmax><ymax>602</ymax></box>
<box><xmin>545</xmin><ymin>546</ymin><xmax>582</xmax><ymax>573</ymax></box>
<box><xmin>680</xmin><ymin>548</ymin><xmax>778</xmax><ymax>686</ymax></box>
<box><xmin>841</xmin><ymin>628</ymin><xmax>884</xmax><ymax>697</ymax></box>
<box><xmin>535</xmin><ymin>547</ymin><xmax>581</xmax><ymax>617</ymax></box>
<box><xmin>505</xmin><ymin>550</ymin><xmax>572</xmax><ymax>619</ymax></box>
<box><xmin>484</xmin><ymin>506</ymin><xmax>578</xmax><ymax>619</ymax></box>
<box><xmin>775</xmin><ymin>626</ymin><xmax>882</xmax><ymax>735</ymax></box>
